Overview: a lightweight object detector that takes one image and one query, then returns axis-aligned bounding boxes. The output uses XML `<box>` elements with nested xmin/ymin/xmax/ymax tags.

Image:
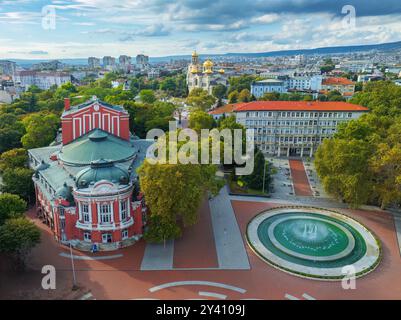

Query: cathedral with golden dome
<box><xmin>186</xmin><ymin>51</ymin><xmax>228</xmax><ymax>94</ymax></box>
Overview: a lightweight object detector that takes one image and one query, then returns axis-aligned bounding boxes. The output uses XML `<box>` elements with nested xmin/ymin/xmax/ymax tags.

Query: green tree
<box><xmin>0</xmin><ymin>217</ymin><xmax>40</xmax><ymax>270</ymax></box>
<box><xmin>327</xmin><ymin>90</ymin><xmax>345</xmax><ymax>101</ymax></box>
<box><xmin>212</xmin><ymin>84</ymin><xmax>227</xmax><ymax>99</ymax></box>
<box><xmin>186</xmin><ymin>88</ymin><xmax>216</xmax><ymax>111</ymax></box>
<box><xmin>21</xmin><ymin>112</ymin><xmax>59</xmax><ymax>149</ymax></box>
<box><xmin>228</xmin><ymin>75</ymin><xmax>258</xmax><ymax>93</ymax></box>
<box><xmin>260</xmin><ymin>92</ymin><xmax>280</xmax><ymax>101</ymax></box>
<box><xmin>0</xmin><ymin>148</ymin><xmax>28</xmax><ymax>172</ymax></box>
<box><xmin>238</xmin><ymin>89</ymin><xmax>251</xmax><ymax>102</ymax></box>
<box><xmin>139</xmin><ymin>89</ymin><xmax>156</xmax><ymax>104</ymax></box>
<box><xmin>228</xmin><ymin>90</ymin><xmax>239</xmax><ymax>103</ymax></box>
<box><xmin>350</xmin><ymin>81</ymin><xmax>401</xmax><ymax>117</ymax></box>
<box><xmin>315</xmin><ymin>139</ymin><xmax>373</xmax><ymax>208</ymax></box>
<box><xmin>0</xmin><ymin>113</ymin><xmax>25</xmax><ymax>153</ymax></box>
<box><xmin>240</xmin><ymin>149</ymin><xmax>270</xmax><ymax>191</ymax></box>
<box><xmin>137</xmin><ymin>132</ymin><xmax>221</xmax><ymax>239</ymax></box>
<box><xmin>0</xmin><ymin>193</ymin><xmax>27</xmax><ymax>226</ymax></box>
<box><xmin>1</xmin><ymin>168</ymin><xmax>35</xmax><ymax>203</ymax></box>
<box><xmin>144</xmin><ymin>215</ymin><xmax>181</xmax><ymax>243</ymax></box>
<box><xmin>188</xmin><ymin>110</ymin><xmax>215</xmax><ymax>132</ymax></box>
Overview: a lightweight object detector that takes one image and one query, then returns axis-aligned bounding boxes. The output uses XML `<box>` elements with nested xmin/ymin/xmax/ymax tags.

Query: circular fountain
<box><xmin>246</xmin><ymin>207</ymin><xmax>381</xmax><ymax>280</ymax></box>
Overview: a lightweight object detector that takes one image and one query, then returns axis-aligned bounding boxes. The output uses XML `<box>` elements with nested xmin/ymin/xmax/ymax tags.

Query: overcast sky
<box><xmin>1</xmin><ymin>0</ymin><xmax>401</xmax><ymax>59</ymax></box>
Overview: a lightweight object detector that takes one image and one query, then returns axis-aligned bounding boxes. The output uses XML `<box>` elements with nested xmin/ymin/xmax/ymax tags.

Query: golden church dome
<box><xmin>190</xmin><ymin>65</ymin><xmax>199</xmax><ymax>73</ymax></box>
<box><xmin>218</xmin><ymin>68</ymin><xmax>225</xmax><ymax>74</ymax></box>
<box><xmin>192</xmin><ymin>51</ymin><xmax>198</xmax><ymax>57</ymax></box>
<box><xmin>203</xmin><ymin>59</ymin><xmax>213</xmax><ymax>68</ymax></box>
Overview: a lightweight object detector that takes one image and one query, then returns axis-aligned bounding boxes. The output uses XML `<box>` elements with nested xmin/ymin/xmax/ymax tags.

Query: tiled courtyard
<box><xmin>2</xmin><ymin>184</ymin><xmax>401</xmax><ymax>300</ymax></box>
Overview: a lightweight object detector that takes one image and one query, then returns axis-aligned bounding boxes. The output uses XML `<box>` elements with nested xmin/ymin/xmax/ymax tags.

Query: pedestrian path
<box><xmin>209</xmin><ymin>186</ymin><xmax>250</xmax><ymax>270</ymax></box>
<box><xmin>289</xmin><ymin>159</ymin><xmax>313</xmax><ymax>196</ymax></box>
<box><xmin>140</xmin><ymin>240</ymin><xmax>174</xmax><ymax>270</ymax></box>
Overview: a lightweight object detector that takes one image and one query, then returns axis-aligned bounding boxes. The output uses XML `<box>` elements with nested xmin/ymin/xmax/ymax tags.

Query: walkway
<box><xmin>140</xmin><ymin>186</ymin><xmax>250</xmax><ymax>270</ymax></box>
<box><xmin>289</xmin><ymin>159</ymin><xmax>313</xmax><ymax>196</ymax></box>
<box><xmin>209</xmin><ymin>186</ymin><xmax>250</xmax><ymax>269</ymax></box>
<box><xmin>140</xmin><ymin>240</ymin><xmax>174</xmax><ymax>270</ymax></box>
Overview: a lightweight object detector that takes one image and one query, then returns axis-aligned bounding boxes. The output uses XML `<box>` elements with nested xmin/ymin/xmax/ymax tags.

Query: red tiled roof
<box><xmin>233</xmin><ymin>101</ymin><xmax>369</xmax><ymax>112</ymax></box>
<box><xmin>208</xmin><ymin>103</ymin><xmax>246</xmax><ymax>115</ymax></box>
<box><xmin>322</xmin><ymin>77</ymin><xmax>354</xmax><ymax>85</ymax></box>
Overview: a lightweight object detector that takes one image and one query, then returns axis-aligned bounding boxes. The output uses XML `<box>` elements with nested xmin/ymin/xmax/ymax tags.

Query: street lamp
<box><xmin>69</xmin><ymin>242</ymin><xmax>78</xmax><ymax>290</ymax></box>
<box><xmin>262</xmin><ymin>160</ymin><xmax>267</xmax><ymax>194</ymax></box>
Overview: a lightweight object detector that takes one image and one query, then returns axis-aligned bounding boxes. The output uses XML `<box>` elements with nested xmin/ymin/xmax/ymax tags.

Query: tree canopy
<box><xmin>0</xmin><ymin>193</ymin><xmax>27</xmax><ymax>226</ymax></box>
<box><xmin>0</xmin><ymin>217</ymin><xmax>41</xmax><ymax>269</ymax></box>
<box><xmin>188</xmin><ymin>110</ymin><xmax>215</xmax><ymax>133</ymax></box>
<box><xmin>137</xmin><ymin>131</ymin><xmax>222</xmax><ymax>242</ymax></box>
<box><xmin>186</xmin><ymin>88</ymin><xmax>216</xmax><ymax>111</ymax></box>
<box><xmin>315</xmin><ymin>81</ymin><xmax>401</xmax><ymax>209</ymax></box>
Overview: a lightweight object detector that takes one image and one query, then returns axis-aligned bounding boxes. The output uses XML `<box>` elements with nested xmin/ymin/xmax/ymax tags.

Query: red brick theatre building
<box><xmin>28</xmin><ymin>96</ymin><xmax>152</xmax><ymax>251</ymax></box>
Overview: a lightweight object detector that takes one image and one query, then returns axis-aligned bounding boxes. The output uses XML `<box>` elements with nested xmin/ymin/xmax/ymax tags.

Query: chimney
<box><xmin>64</xmin><ymin>98</ymin><xmax>71</xmax><ymax>111</ymax></box>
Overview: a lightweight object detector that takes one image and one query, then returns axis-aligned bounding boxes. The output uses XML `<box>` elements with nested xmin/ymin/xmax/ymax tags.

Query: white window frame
<box><xmin>122</xmin><ymin>229</ymin><xmax>129</xmax><ymax>240</ymax></box>
<box><xmin>99</xmin><ymin>203</ymin><xmax>112</xmax><ymax>224</ymax></box>
<box><xmin>102</xmin><ymin>233</ymin><xmax>112</xmax><ymax>243</ymax></box>
<box><xmin>120</xmin><ymin>199</ymin><xmax>128</xmax><ymax>221</ymax></box>
<box><xmin>81</xmin><ymin>202</ymin><xmax>91</xmax><ymax>223</ymax></box>
<box><xmin>83</xmin><ymin>232</ymin><xmax>91</xmax><ymax>242</ymax></box>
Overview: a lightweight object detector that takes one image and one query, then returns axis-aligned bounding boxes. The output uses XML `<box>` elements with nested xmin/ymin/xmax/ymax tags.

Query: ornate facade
<box><xmin>28</xmin><ymin>96</ymin><xmax>151</xmax><ymax>251</ymax></box>
<box><xmin>186</xmin><ymin>51</ymin><xmax>228</xmax><ymax>95</ymax></box>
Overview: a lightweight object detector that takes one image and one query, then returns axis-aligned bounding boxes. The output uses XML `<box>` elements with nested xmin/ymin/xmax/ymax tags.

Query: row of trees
<box><xmin>315</xmin><ymin>81</ymin><xmax>401</xmax><ymax>209</ymax></box>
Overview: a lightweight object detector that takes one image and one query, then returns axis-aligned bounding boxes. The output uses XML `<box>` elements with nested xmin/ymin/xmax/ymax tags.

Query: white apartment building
<box><xmin>15</xmin><ymin>71</ymin><xmax>71</xmax><ymax>90</ymax></box>
<box><xmin>286</xmin><ymin>75</ymin><xmax>322</xmax><ymax>91</ymax></box>
<box><xmin>103</xmin><ymin>56</ymin><xmax>116</xmax><ymax>71</ymax></box>
<box><xmin>251</xmin><ymin>79</ymin><xmax>288</xmax><ymax>97</ymax></box>
<box><xmin>251</xmin><ymin>75</ymin><xmax>322</xmax><ymax>98</ymax></box>
<box><xmin>234</xmin><ymin>101</ymin><xmax>369</xmax><ymax>157</ymax></box>
<box><xmin>88</xmin><ymin>57</ymin><xmax>101</xmax><ymax>69</ymax></box>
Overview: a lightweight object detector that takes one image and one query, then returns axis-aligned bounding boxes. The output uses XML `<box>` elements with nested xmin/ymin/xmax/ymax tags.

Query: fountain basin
<box><xmin>246</xmin><ymin>207</ymin><xmax>381</xmax><ymax>280</ymax></box>
<box><xmin>268</xmin><ymin>216</ymin><xmax>355</xmax><ymax>261</ymax></box>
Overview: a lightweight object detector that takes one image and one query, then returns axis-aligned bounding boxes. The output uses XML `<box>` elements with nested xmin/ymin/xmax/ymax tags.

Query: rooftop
<box><xmin>62</xmin><ymin>96</ymin><xmax>126</xmax><ymax>117</ymax></box>
<box><xmin>58</xmin><ymin>129</ymin><xmax>136</xmax><ymax>166</ymax></box>
<box><xmin>233</xmin><ymin>101</ymin><xmax>369</xmax><ymax>112</ymax></box>
<box><xmin>253</xmin><ymin>79</ymin><xmax>285</xmax><ymax>86</ymax></box>
<box><xmin>322</xmin><ymin>77</ymin><xmax>354</xmax><ymax>85</ymax></box>
<box><xmin>208</xmin><ymin>103</ymin><xmax>244</xmax><ymax>115</ymax></box>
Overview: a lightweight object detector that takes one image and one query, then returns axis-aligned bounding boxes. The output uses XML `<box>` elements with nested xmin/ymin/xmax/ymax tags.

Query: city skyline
<box><xmin>1</xmin><ymin>0</ymin><xmax>401</xmax><ymax>59</ymax></box>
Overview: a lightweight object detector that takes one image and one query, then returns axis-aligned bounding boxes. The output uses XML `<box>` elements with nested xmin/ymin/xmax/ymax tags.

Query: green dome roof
<box><xmin>75</xmin><ymin>159</ymin><xmax>130</xmax><ymax>188</ymax></box>
<box><xmin>55</xmin><ymin>183</ymin><xmax>75</xmax><ymax>204</ymax></box>
<box><xmin>59</xmin><ymin>129</ymin><xmax>135</xmax><ymax>166</ymax></box>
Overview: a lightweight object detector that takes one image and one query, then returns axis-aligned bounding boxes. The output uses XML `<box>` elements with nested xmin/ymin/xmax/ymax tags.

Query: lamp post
<box><xmin>69</xmin><ymin>242</ymin><xmax>78</xmax><ymax>290</ymax></box>
<box><xmin>262</xmin><ymin>160</ymin><xmax>267</xmax><ymax>194</ymax></box>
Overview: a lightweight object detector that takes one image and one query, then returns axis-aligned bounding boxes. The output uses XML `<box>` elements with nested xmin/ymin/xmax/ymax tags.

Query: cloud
<box><xmin>119</xmin><ymin>24</ymin><xmax>171</xmax><ymax>41</ymax></box>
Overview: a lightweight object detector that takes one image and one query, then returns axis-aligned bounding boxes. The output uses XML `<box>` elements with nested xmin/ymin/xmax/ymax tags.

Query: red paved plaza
<box><xmin>2</xmin><ymin>200</ymin><xmax>401</xmax><ymax>300</ymax></box>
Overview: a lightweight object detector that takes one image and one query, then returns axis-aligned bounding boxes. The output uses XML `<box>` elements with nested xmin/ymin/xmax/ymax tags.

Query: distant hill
<box><xmin>5</xmin><ymin>40</ymin><xmax>401</xmax><ymax>67</ymax></box>
<box><xmin>224</xmin><ymin>40</ymin><xmax>401</xmax><ymax>58</ymax></box>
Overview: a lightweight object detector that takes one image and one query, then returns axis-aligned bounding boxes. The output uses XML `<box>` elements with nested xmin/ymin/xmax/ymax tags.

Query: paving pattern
<box><xmin>6</xmin><ymin>196</ymin><xmax>401</xmax><ymax>300</ymax></box>
<box><xmin>140</xmin><ymin>240</ymin><xmax>174</xmax><ymax>270</ymax></box>
<box><xmin>289</xmin><ymin>159</ymin><xmax>313</xmax><ymax>196</ymax></box>
<box><xmin>208</xmin><ymin>186</ymin><xmax>250</xmax><ymax>270</ymax></box>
